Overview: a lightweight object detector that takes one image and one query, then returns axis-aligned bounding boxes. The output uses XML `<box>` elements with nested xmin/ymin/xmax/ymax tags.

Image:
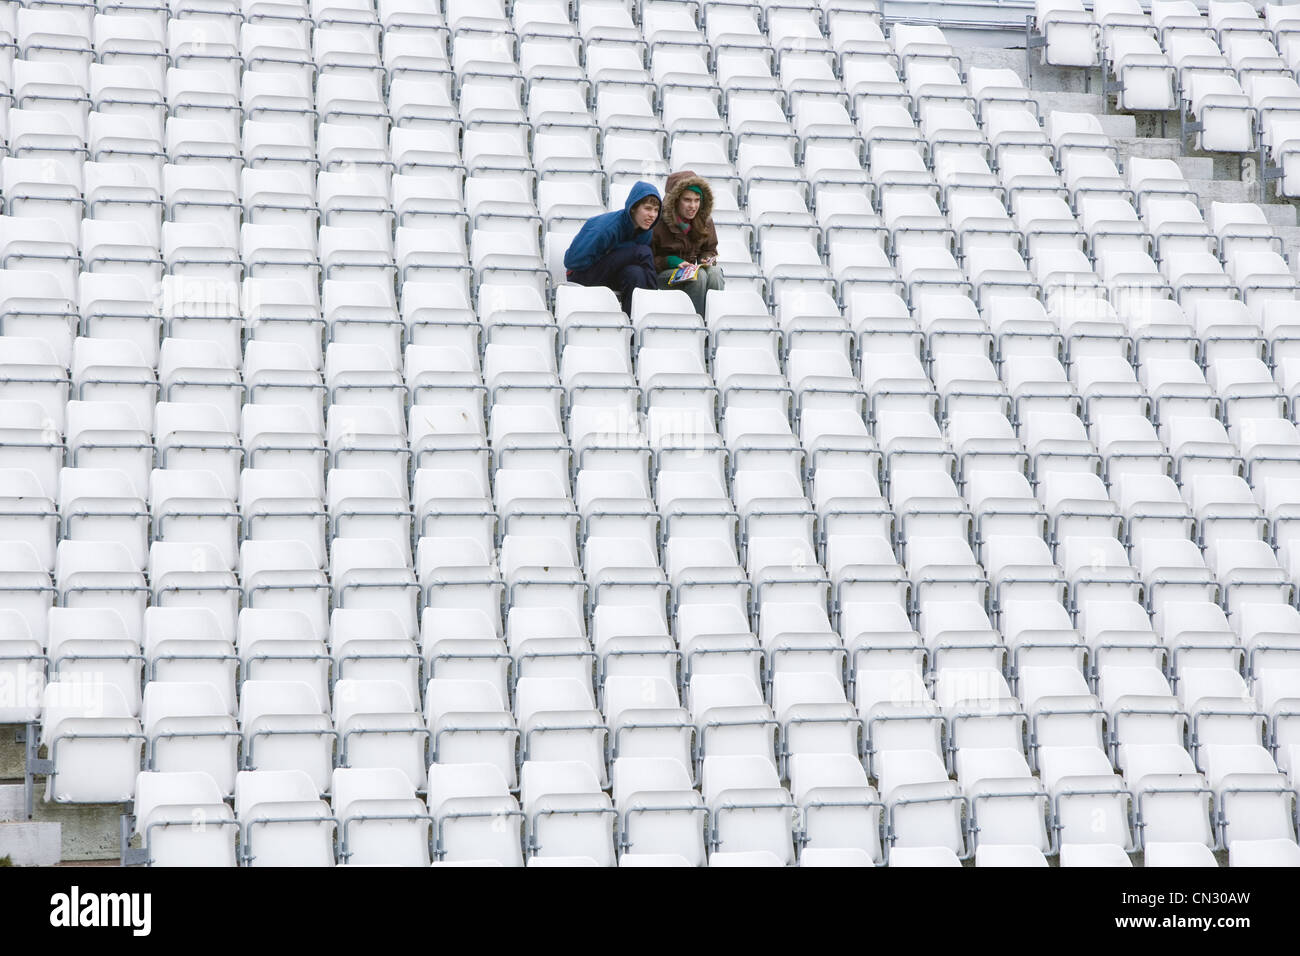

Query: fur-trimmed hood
<box><xmin>662</xmin><ymin>171</ymin><xmax>714</xmax><ymax>227</ymax></box>
<box><xmin>651</xmin><ymin>170</ymin><xmax>719</xmax><ymax>273</ymax></box>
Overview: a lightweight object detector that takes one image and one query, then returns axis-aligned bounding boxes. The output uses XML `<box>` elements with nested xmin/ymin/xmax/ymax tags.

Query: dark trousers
<box><xmin>567</xmin><ymin>243</ymin><xmax>657</xmax><ymax>314</ymax></box>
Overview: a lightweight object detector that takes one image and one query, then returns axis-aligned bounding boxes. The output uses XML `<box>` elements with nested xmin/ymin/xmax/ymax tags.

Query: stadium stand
<box><xmin>1</xmin><ymin>0</ymin><xmax>1299</xmax><ymax>868</ymax></box>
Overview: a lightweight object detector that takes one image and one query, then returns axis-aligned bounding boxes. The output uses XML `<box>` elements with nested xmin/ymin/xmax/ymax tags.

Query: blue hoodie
<box><xmin>563</xmin><ymin>181</ymin><xmax>662</xmax><ymax>273</ymax></box>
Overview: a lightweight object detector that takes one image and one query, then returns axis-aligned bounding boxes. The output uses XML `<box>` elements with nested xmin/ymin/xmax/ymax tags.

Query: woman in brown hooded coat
<box><xmin>652</xmin><ymin>170</ymin><xmax>725</xmax><ymax>315</ymax></box>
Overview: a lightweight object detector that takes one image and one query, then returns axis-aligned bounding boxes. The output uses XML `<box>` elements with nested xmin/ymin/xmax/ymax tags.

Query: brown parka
<box><xmin>651</xmin><ymin>171</ymin><xmax>719</xmax><ymax>273</ymax></box>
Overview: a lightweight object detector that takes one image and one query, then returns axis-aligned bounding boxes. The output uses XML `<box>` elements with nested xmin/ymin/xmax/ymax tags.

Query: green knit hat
<box><xmin>685</xmin><ymin>185</ymin><xmax>703</xmax><ymax>196</ymax></box>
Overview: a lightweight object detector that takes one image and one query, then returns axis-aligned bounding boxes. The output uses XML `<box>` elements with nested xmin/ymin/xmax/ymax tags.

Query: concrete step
<box><xmin>1030</xmin><ymin>90</ymin><xmax>1105</xmax><ymax>118</ymax></box>
<box><xmin>2</xmin><ymin>781</ymin><xmax>123</xmax><ymax>862</ymax></box>
<box><xmin>1023</xmin><ymin>61</ymin><xmax>1102</xmax><ymax>95</ymax></box>
<box><xmin>0</xmin><ymin>821</ymin><xmax>62</xmax><ymax>866</ymax></box>
<box><xmin>1186</xmin><ymin>178</ymin><xmax>1256</xmax><ymax>206</ymax></box>
<box><xmin>1177</xmin><ymin>150</ymin><xmax>1256</xmax><ymax>182</ymax></box>
<box><xmin>1252</xmin><ymin>204</ymin><xmax>1295</xmax><ymax>230</ymax></box>
<box><xmin>954</xmin><ymin>45</ymin><xmax>1029</xmax><ymax>79</ymax></box>
<box><xmin>1096</xmin><ymin>113</ymin><xmax>1139</xmax><ymax>143</ymax></box>
<box><xmin>1114</xmin><ymin>136</ymin><xmax>1184</xmax><ymax>164</ymax></box>
<box><xmin>28</xmin><ymin>799</ymin><xmax>123</xmax><ymax>862</ymax></box>
<box><xmin>1276</xmin><ymin>225</ymin><xmax>1300</xmax><ymax>266</ymax></box>
<box><xmin>0</xmin><ymin>784</ymin><xmax>23</xmax><ymax>823</ymax></box>
<box><xmin>0</xmin><ymin>727</ymin><xmax>25</xmax><ymax>781</ymax></box>
<box><xmin>1172</xmin><ymin>156</ymin><xmax>1215</xmax><ymax>180</ymax></box>
<box><xmin>14</xmin><ymin>759</ymin><xmax>124</xmax><ymax>861</ymax></box>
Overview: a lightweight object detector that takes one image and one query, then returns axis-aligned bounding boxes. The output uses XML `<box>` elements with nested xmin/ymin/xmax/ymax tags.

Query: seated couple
<box><xmin>562</xmin><ymin>171</ymin><xmax>724</xmax><ymax>315</ymax></box>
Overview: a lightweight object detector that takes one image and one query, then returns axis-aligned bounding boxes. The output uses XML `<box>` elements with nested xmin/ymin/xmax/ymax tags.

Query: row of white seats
<box><xmin>1034</xmin><ymin>0</ymin><xmax>1300</xmax><ymax>165</ymax></box>
<box><xmin>123</xmin><ymin>748</ymin><xmax>1300</xmax><ymax>866</ymax></box>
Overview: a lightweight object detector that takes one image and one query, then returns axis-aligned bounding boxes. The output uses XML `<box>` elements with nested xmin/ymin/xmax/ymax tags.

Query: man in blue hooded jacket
<box><xmin>564</xmin><ymin>181</ymin><xmax>662</xmax><ymax>314</ymax></box>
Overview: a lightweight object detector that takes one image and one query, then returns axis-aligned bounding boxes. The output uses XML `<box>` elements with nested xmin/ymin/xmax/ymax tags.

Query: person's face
<box><xmin>632</xmin><ymin>197</ymin><xmax>660</xmax><ymax>230</ymax></box>
<box><xmin>678</xmin><ymin>191</ymin><xmax>701</xmax><ymax>221</ymax></box>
